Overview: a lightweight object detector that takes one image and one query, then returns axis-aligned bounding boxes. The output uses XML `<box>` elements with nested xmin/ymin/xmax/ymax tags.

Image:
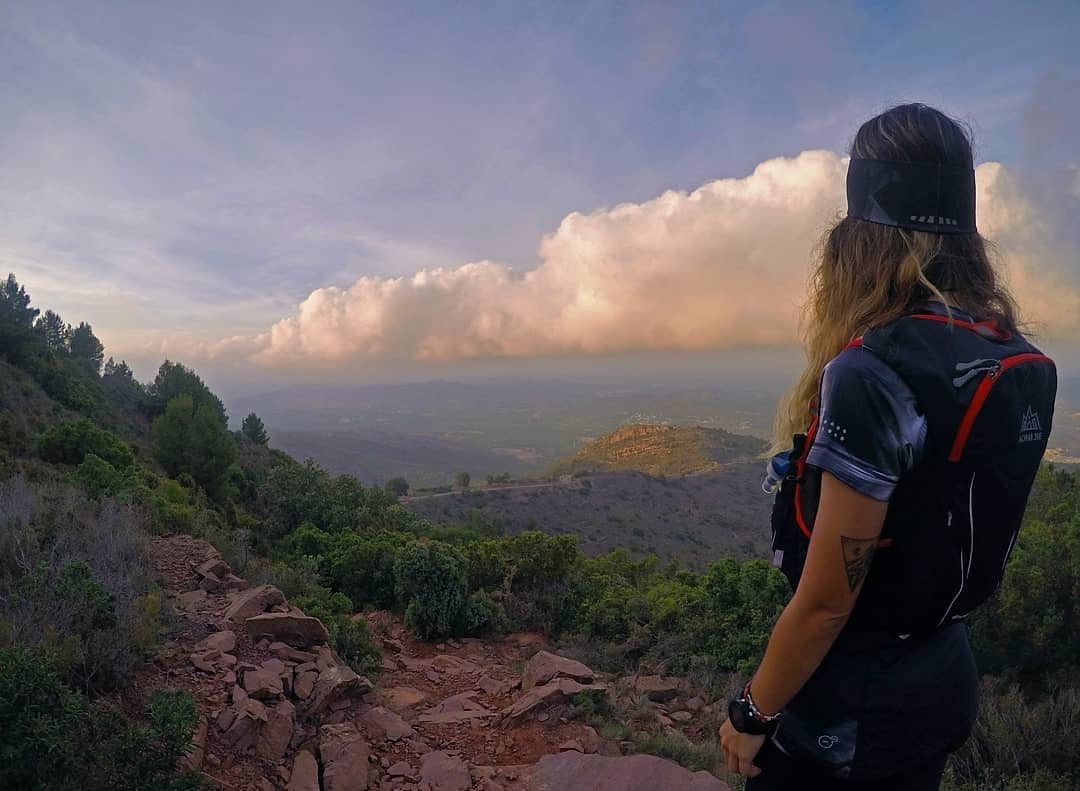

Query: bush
<box><xmin>0</xmin><ymin>645</ymin><xmax>203</xmax><ymax>790</ymax></box>
<box><xmin>323</xmin><ymin>530</ymin><xmax>402</xmax><ymax>610</ymax></box>
<box><xmin>292</xmin><ymin>585</ymin><xmax>380</xmax><ymax>674</ymax></box>
<box><xmin>947</xmin><ymin>681</ymin><xmax>1080</xmax><ymax>789</ymax></box>
<box><xmin>463</xmin><ymin>589</ymin><xmax>509</xmax><ymax>635</ymax></box>
<box><xmin>36</xmin><ymin>418</ymin><xmax>134</xmax><ymax>469</ymax></box>
<box><xmin>0</xmin><ymin>476</ymin><xmax>156</xmax><ymax>693</ymax></box>
<box><xmin>73</xmin><ymin>453</ymin><xmax>137</xmax><ymax>499</ymax></box>
<box><xmin>395</xmin><ymin>541</ymin><xmax>468</xmax><ymax>639</ymax></box>
<box><xmin>632</xmin><ymin>730</ymin><xmax>722</xmax><ymax>773</ymax></box>
<box><xmin>385</xmin><ymin>477</ymin><xmax>409</xmax><ymax>497</ymax></box>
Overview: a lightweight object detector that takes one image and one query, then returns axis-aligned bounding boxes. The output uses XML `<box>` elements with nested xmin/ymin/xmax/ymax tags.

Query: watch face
<box><xmin>728</xmin><ymin>698</ymin><xmax>746</xmax><ymax>731</ymax></box>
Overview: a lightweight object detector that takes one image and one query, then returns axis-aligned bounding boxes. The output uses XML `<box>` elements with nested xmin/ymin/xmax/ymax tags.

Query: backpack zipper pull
<box><xmin>952</xmin><ymin>360</ymin><xmax>1002</xmax><ymax>388</ymax></box>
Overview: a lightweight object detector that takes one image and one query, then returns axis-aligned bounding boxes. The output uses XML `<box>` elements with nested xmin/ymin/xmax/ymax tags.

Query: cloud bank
<box><xmin>171</xmin><ymin>150</ymin><xmax>1080</xmax><ymax>368</ymax></box>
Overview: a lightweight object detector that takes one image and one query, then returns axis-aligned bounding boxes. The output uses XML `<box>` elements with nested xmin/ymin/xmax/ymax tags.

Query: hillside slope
<box><xmin>550</xmin><ymin>424</ymin><xmax>765</xmax><ymax>477</ymax></box>
<box><xmin>405</xmin><ymin>465</ymin><xmax>772</xmax><ymax>569</ymax></box>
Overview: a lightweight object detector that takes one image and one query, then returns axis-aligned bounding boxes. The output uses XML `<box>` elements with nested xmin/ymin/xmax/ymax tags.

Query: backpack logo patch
<box><xmin>1019</xmin><ymin>406</ymin><xmax>1043</xmax><ymax>444</ymax></box>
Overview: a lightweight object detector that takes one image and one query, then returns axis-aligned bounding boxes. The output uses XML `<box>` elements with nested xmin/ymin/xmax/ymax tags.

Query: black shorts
<box><xmin>747</xmin><ymin>739</ymin><xmax>949</xmax><ymax>791</ymax></box>
<box><xmin>758</xmin><ymin>622</ymin><xmax>979</xmax><ymax>783</ymax></box>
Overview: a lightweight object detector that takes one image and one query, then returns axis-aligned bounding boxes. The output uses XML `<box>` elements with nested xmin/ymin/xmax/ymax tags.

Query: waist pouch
<box><xmin>772</xmin><ymin>623</ymin><xmax>979</xmax><ymax>780</ymax></box>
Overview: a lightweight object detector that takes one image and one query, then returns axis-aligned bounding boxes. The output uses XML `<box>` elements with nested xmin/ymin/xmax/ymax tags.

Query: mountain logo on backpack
<box><xmin>1019</xmin><ymin>405</ymin><xmax>1043</xmax><ymax>443</ymax></box>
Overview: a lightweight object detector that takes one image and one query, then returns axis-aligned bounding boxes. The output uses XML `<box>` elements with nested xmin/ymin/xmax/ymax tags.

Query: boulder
<box><xmin>243</xmin><ymin>668</ymin><xmax>284</xmax><ymax>700</ymax></box>
<box><xmin>499</xmin><ymin>678</ymin><xmax>607</xmax><ymax>722</ymax></box>
<box><xmin>198</xmin><ymin>571</ymin><xmax>226</xmax><ymax>593</ymax></box>
<box><xmin>190</xmin><ymin>649</ymin><xmax>220</xmax><ymax>673</ymax></box>
<box><xmin>223</xmin><ymin>574</ymin><xmax>248</xmax><ymax>590</ymax></box>
<box><xmin>685</xmin><ymin>696</ymin><xmax>705</xmax><ymax>713</ymax></box>
<box><xmin>527</xmin><ymin>752</ymin><xmax>730</xmax><ymax>791</ymax></box>
<box><xmin>579</xmin><ymin>726</ymin><xmax>602</xmax><ymax>754</ymax></box>
<box><xmin>225</xmin><ymin>584</ymin><xmax>286</xmax><ymax>623</ymax></box>
<box><xmin>359</xmin><ymin>705</ymin><xmax>416</xmax><ymax>741</ymax></box>
<box><xmin>634</xmin><ymin>675</ymin><xmax>681</xmax><ymax>703</ymax></box>
<box><xmin>477</xmin><ymin>676</ymin><xmax>516</xmax><ymax>698</ymax></box>
<box><xmin>304</xmin><ymin>664</ymin><xmax>373</xmax><ymax>719</ymax></box>
<box><xmin>294</xmin><ymin>670</ymin><xmax>318</xmax><ymax>700</ymax></box>
<box><xmin>320</xmin><ymin>723</ymin><xmax>371</xmax><ymax>791</ymax></box>
<box><xmin>177</xmin><ymin>589</ymin><xmax>207</xmax><ymax>609</ymax></box>
<box><xmin>271</xmin><ymin>642</ymin><xmax>319</xmax><ymax>663</ymax></box>
<box><xmin>419</xmin><ymin>691</ymin><xmax>494</xmax><ymax>724</ymax></box>
<box><xmin>220</xmin><ymin>698</ymin><xmax>268</xmax><ymax>750</ymax></box>
<box><xmin>261</xmin><ymin>657</ymin><xmax>286</xmax><ymax>673</ymax></box>
<box><xmin>382</xmin><ymin>685</ymin><xmax>427</xmax><ymax>710</ymax></box>
<box><xmin>521</xmin><ymin>651</ymin><xmax>594</xmax><ymax>691</ymax></box>
<box><xmin>256</xmin><ymin>700</ymin><xmax>296</xmax><ymax>761</ymax></box>
<box><xmin>196</xmin><ymin>557</ymin><xmax>231</xmax><ymax>579</ymax></box>
<box><xmin>419</xmin><ymin>751</ymin><xmax>471</xmax><ymax>791</ymax></box>
<box><xmin>198</xmin><ymin>630</ymin><xmax>237</xmax><ymax>654</ymax></box>
<box><xmin>286</xmin><ymin>750</ymin><xmax>320</xmax><ymax>791</ymax></box>
<box><xmin>246</xmin><ymin>612</ymin><xmax>329</xmax><ymax>648</ymax></box>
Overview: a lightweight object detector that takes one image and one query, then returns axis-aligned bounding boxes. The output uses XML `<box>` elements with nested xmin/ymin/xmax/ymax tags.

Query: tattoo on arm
<box><xmin>840</xmin><ymin>536</ymin><xmax>877</xmax><ymax>592</ymax></box>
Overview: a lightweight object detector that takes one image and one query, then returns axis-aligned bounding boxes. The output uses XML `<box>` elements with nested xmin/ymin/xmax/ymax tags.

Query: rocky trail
<box><xmin>140</xmin><ymin>534</ymin><xmax>732</xmax><ymax>791</ymax></box>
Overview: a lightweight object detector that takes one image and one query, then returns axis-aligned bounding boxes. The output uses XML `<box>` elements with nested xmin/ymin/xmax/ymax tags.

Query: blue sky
<box><xmin>1</xmin><ymin>1</ymin><xmax>1078</xmax><ymax>386</ymax></box>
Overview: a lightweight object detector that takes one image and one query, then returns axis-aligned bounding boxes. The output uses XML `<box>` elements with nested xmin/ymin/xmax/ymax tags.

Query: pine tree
<box><xmin>241</xmin><ymin>412</ymin><xmax>269</xmax><ymax>445</ymax></box>
<box><xmin>0</xmin><ymin>273</ymin><xmax>38</xmax><ymax>327</ymax></box>
<box><xmin>70</xmin><ymin>322</ymin><xmax>105</xmax><ymax>375</ymax></box>
<box><xmin>35</xmin><ymin>310</ymin><xmax>71</xmax><ymax>351</ymax></box>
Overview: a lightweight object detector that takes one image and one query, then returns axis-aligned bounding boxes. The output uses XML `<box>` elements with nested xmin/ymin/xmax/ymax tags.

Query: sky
<box><xmin>2</xmin><ymin>1</ymin><xmax>1079</xmax><ymax>394</ymax></box>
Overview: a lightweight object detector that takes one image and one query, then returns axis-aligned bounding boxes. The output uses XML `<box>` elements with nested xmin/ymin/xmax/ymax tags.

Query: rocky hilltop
<box><xmin>551</xmin><ymin>424</ymin><xmax>765</xmax><ymax>478</ymax></box>
<box><xmin>151</xmin><ymin>534</ymin><xmax>733</xmax><ymax>791</ymax></box>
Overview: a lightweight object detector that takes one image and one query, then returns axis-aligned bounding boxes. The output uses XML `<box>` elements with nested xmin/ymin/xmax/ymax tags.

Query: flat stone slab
<box><xmin>528</xmin><ymin>752</ymin><xmax>730</xmax><ymax>791</ymax></box>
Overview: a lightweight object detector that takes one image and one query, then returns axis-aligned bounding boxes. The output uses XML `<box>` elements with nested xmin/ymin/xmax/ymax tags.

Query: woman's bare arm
<box><xmin>748</xmin><ymin>471</ymin><xmax>888</xmax><ymax>715</ymax></box>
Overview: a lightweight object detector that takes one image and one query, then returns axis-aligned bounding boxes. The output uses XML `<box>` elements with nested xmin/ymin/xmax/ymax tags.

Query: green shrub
<box><xmin>323</xmin><ymin>530</ymin><xmax>402</xmax><ymax>610</ymax></box>
<box><xmin>463</xmin><ymin>589</ymin><xmax>509</xmax><ymax>635</ymax></box>
<box><xmin>36</xmin><ymin>418</ymin><xmax>134</xmax><ymax>469</ymax></box>
<box><xmin>292</xmin><ymin>586</ymin><xmax>380</xmax><ymax>673</ymax></box>
<box><xmin>73</xmin><ymin>453</ymin><xmax>137</xmax><ymax>499</ymax></box>
<box><xmin>395</xmin><ymin>541</ymin><xmax>468</xmax><ymax>639</ymax></box>
<box><xmin>0</xmin><ymin>645</ymin><xmax>203</xmax><ymax>790</ymax></box>
<box><xmin>632</xmin><ymin>730</ymin><xmax>721</xmax><ymax>773</ymax></box>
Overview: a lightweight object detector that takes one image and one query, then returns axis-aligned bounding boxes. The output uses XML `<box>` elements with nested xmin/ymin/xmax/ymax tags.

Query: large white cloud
<box><xmin>244</xmin><ymin>150</ymin><xmax>1078</xmax><ymax>367</ymax></box>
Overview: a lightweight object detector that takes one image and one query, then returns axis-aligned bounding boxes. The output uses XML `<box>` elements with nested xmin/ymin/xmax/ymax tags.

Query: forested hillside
<box><xmin>2</xmin><ymin>272</ymin><xmax>1078</xmax><ymax>790</ymax></box>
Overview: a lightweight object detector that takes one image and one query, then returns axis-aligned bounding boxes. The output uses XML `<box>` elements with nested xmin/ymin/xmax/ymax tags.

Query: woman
<box><xmin>719</xmin><ymin>103</ymin><xmax>1057</xmax><ymax>790</ymax></box>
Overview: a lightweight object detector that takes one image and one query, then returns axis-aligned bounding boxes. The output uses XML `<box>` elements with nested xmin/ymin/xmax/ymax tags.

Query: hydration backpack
<box><xmin>770</xmin><ymin>313</ymin><xmax>1057</xmax><ymax>635</ymax></box>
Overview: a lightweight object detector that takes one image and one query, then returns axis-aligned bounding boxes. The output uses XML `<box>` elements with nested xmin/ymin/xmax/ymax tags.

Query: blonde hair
<box><xmin>771</xmin><ymin>104</ymin><xmax>1020</xmax><ymax>452</ymax></box>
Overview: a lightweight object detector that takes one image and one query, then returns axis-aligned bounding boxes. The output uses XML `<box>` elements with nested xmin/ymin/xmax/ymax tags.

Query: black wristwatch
<box><xmin>728</xmin><ymin>682</ymin><xmax>782</xmax><ymax>736</ymax></box>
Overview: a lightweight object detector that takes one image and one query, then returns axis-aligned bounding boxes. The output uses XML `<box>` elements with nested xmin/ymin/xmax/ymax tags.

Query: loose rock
<box><xmin>521</xmin><ymin>651</ymin><xmax>595</xmax><ymax>691</ymax></box>
<box><xmin>246</xmin><ymin>611</ymin><xmax>330</xmax><ymax>648</ymax></box>
<box><xmin>225</xmin><ymin>584</ymin><xmax>286</xmax><ymax>623</ymax></box>
<box><xmin>256</xmin><ymin>699</ymin><xmax>296</xmax><ymax>761</ymax></box>
<box><xmin>419</xmin><ymin>751</ymin><xmax>471</xmax><ymax>791</ymax></box>
<box><xmin>528</xmin><ymin>752</ymin><xmax>730</xmax><ymax>791</ymax></box>
<box><xmin>286</xmin><ymin>750</ymin><xmax>320</xmax><ymax>791</ymax></box>
<box><xmin>320</xmin><ymin>723</ymin><xmax>371</xmax><ymax>791</ymax></box>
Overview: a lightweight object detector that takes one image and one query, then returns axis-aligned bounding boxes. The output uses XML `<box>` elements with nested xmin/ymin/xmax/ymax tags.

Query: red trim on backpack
<box><xmin>947</xmin><ymin>352</ymin><xmax>1055</xmax><ymax>462</ymax></box>
<box><xmin>794</xmin><ymin>417</ymin><xmax>819</xmax><ymax>539</ymax></box>
<box><xmin>909</xmin><ymin>313</ymin><xmax>1013</xmax><ymax>341</ymax></box>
